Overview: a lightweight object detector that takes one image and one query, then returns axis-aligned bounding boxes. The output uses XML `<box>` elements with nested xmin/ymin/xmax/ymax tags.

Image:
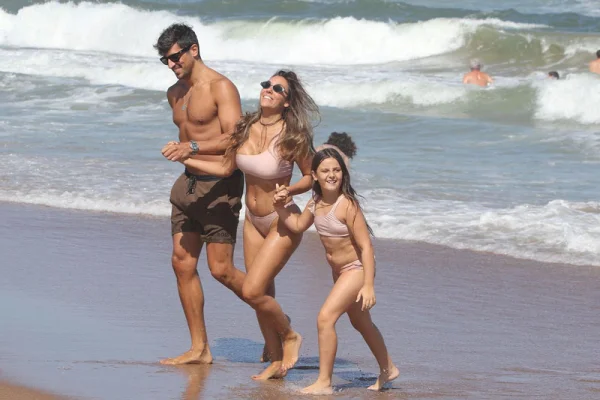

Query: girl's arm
<box><xmin>273</xmin><ymin>184</ymin><xmax>315</xmax><ymax>234</ymax></box>
<box><xmin>345</xmin><ymin>198</ymin><xmax>377</xmax><ymax>311</ymax></box>
<box><xmin>286</xmin><ymin>154</ymin><xmax>313</xmax><ymax>196</ymax></box>
<box><xmin>182</xmin><ymin>156</ymin><xmax>236</xmax><ymax>177</ymax></box>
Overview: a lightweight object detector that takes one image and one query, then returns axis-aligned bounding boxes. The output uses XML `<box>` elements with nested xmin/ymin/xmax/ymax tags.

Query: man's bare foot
<box><xmin>300</xmin><ymin>379</ymin><xmax>333</xmax><ymax>395</ymax></box>
<box><xmin>251</xmin><ymin>361</ymin><xmax>287</xmax><ymax>380</ymax></box>
<box><xmin>367</xmin><ymin>364</ymin><xmax>399</xmax><ymax>391</ymax></box>
<box><xmin>160</xmin><ymin>347</ymin><xmax>213</xmax><ymax>365</ymax></box>
<box><xmin>260</xmin><ymin>314</ymin><xmax>291</xmax><ymax>363</ymax></box>
<box><xmin>281</xmin><ymin>332</ymin><xmax>302</xmax><ymax>371</ymax></box>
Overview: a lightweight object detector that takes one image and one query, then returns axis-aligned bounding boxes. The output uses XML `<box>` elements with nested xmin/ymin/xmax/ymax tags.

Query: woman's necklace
<box><xmin>257</xmin><ymin>124</ymin><xmax>268</xmax><ymax>152</ymax></box>
<box><xmin>259</xmin><ymin>117</ymin><xmax>282</xmax><ymax>126</ymax></box>
<box><xmin>256</xmin><ymin>118</ymin><xmax>283</xmax><ymax>151</ymax></box>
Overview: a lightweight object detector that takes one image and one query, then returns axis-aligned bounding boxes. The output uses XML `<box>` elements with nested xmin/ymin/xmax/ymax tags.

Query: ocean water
<box><xmin>1</xmin><ymin>0</ymin><xmax>599</xmax><ymax>267</ymax></box>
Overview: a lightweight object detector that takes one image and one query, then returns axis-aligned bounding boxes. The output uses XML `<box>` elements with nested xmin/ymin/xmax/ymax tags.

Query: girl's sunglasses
<box><xmin>260</xmin><ymin>81</ymin><xmax>286</xmax><ymax>94</ymax></box>
<box><xmin>160</xmin><ymin>45</ymin><xmax>192</xmax><ymax>65</ymax></box>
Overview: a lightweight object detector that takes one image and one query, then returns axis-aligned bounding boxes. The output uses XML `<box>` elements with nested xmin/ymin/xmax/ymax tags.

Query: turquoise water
<box><xmin>1</xmin><ymin>0</ymin><xmax>599</xmax><ymax>266</ymax></box>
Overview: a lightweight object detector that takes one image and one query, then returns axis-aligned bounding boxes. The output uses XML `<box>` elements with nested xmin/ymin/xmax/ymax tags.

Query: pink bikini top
<box><xmin>310</xmin><ymin>195</ymin><xmax>349</xmax><ymax>237</ymax></box>
<box><xmin>235</xmin><ymin>136</ymin><xmax>293</xmax><ymax>180</ymax></box>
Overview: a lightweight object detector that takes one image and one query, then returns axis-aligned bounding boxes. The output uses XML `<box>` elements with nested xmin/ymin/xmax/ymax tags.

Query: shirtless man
<box><xmin>462</xmin><ymin>59</ymin><xmax>493</xmax><ymax>87</ymax></box>
<box><xmin>154</xmin><ymin>23</ymin><xmax>246</xmax><ymax>365</ymax></box>
<box><xmin>589</xmin><ymin>50</ymin><xmax>600</xmax><ymax>74</ymax></box>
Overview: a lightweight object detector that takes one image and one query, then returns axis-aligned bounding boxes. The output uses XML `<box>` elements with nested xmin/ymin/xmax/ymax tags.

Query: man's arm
<box><xmin>166</xmin><ymin>85</ymin><xmax>177</xmax><ymax>109</ymax></box>
<box><xmin>211</xmin><ymin>78</ymin><xmax>242</xmax><ymax>152</ymax></box>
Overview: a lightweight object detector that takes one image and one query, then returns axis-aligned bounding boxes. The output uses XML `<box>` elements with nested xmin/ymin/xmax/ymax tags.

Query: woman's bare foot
<box><xmin>367</xmin><ymin>364</ymin><xmax>399</xmax><ymax>391</ymax></box>
<box><xmin>260</xmin><ymin>345</ymin><xmax>270</xmax><ymax>363</ymax></box>
<box><xmin>251</xmin><ymin>361</ymin><xmax>287</xmax><ymax>380</ymax></box>
<box><xmin>260</xmin><ymin>315</ymin><xmax>291</xmax><ymax>363</ymax></box>
<box><xmin>300</xmin><ymin>379</ymin><xmax>333</xmax><ymax>395</ymax></box>
<box><xmin>160</xmin><ymin>346</ymin><xmax>213</xmax><ymax>365</ymax></box>
<box><xmin>281</xmin><ymin>332</ymin><xmax>302</xmax><ymax>371</ymax></box>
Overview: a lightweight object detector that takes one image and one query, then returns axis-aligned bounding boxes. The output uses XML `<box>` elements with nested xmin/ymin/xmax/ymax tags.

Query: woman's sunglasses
<box><xmin>160</xmin><ymin>45</ymin><xmax>192</xmax><ymax>65</ymax></box>
<box><xmin>260</xmin><ymin>81</ymin><xmax>286</xmax><ymax>94</ymax></box>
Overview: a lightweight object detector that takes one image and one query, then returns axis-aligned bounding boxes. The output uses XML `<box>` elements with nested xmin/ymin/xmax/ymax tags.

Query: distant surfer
<box><xmin>462</xmin><ymin>59</ymin><xmax>493</xmax><ymax>87</ymax></box>
<box><xmin>589</xmin><ymin>50</ymin><xmax>600</xmax><ymax>74</ymax></box>
<box><xmin>548</xmin><ymin>71</ymin><xmax>559</xmax><ymax>80</ymax></box>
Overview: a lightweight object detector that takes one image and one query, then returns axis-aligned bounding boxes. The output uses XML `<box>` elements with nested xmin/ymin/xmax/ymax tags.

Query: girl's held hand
<box><xmin>356</xmin><ymin>285</ymin><xmax>376</xmax><ymax>311</ymax></box>
<box><xmin>273</xmin><ymin>184</ymin><xmax>289</xmax><ymax>206</ymax></box>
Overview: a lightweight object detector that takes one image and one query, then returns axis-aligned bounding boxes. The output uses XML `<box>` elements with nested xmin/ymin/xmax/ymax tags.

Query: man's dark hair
<box><xmin>597</xmin><ymin>49</ymin><xmax>600</xmax><ymax>58</ymax></box>
<box><xmin>325</xmin><ymin>132</ymin><xmax>357</xmax><ymax>159</ymax></box>
<box><xmin>548</xmin><ymin>71</ymin><xmax>559</xmax><ymax>79</ymax></box>
<box><xmin>154</xmin><ymin>23</ymin><xmax>199</xmax><ymax>57</ymax></box>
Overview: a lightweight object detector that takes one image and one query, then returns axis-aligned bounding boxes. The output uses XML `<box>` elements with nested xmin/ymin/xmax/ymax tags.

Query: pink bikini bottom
<box><xmin>332</xmin><ymin>259</ymin><xmax>364</xmax><ymax>280</ymax></box>
<box><xmin>246</xmin><ymin>201</ymin><xmax>297</xmax><ymax>237</ymax></box>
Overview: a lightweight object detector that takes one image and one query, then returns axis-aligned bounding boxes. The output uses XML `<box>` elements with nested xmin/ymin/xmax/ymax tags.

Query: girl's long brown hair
<box><xmin>225</xmin><ymin>70</ymin><xmax>320</xmax><ymax>162</ymax></box>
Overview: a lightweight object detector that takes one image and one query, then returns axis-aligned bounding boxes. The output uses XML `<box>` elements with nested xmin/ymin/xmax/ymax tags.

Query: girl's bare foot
<box><xmin>281</xmin><ymin>332</ymin><xmax>302</xmax><ymax>371</ymax></box>
<box><xmin>251</xmin><ymin>361</ymin><xmax>287</xmax><ymax>380</ymax></box>
<box><xmin>300</xmin><ymin>379</ymin><xmax>333</xmax><ymax>395</ymax></box>
<box><xmin>160</xmin><ymin>346</ymin><xmax>213</xmax><ymax>365</ymax></box>
<box><xmin>367</xmin><ymin>364</ymin><xmax>399</xmax><ymax>391</ymax></box>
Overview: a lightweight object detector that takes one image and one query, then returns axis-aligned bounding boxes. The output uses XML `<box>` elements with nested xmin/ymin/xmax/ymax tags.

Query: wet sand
<box><xmin>0</xmin><ymin>381</ymin><xmax>69</xmax><ymax>400</ymax></box>
<box><xmin>1</xmin><ymin>202</ymin><xmax>599</xmax><ymax>399</ymax></box>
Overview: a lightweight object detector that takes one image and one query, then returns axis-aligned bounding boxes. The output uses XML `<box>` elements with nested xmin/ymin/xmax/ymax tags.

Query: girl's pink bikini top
<box><xmin>310</xmin><ymin>195</ymin><xmax>349</xmax><ymax>237</ymax></box>
<box><xmin>236</xmin><ymin>136</ymin><xmax>293</xmax><ymax>180</ymax></box>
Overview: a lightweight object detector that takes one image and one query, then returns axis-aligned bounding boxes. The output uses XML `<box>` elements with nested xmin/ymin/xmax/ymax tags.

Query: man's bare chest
<box><xmin>172</xmin><ymin>95</ymin><xmax>218</xmax><ymax>127</ymax></box>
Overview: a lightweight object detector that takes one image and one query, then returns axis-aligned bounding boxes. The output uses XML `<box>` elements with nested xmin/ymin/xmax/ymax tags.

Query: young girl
<box><xmin>273</xmin><ymin>148</ymin><xmax>399</xmax><ymax>394</ymax></box>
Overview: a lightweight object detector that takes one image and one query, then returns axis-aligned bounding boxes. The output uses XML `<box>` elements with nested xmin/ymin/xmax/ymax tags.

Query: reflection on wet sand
<box><xmin>176</xmin><ymin>365</ymin><xmax>212</xmax><ymax>400</ymax></box>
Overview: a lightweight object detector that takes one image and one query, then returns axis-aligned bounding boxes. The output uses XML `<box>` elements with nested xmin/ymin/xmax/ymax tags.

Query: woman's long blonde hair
<box><xmin>225</xmin><ymin>70</ymin><xmax>320</xmax><ymax>162</ymax></box>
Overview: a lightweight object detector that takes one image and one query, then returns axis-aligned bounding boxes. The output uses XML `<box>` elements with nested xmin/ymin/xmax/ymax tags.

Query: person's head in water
<box><xmin>470</xmin><ymin>58</ymin><xmax>482</xmax><ymax>71</ymax></box>
<box><xmin>548</xmin><ymin>71</ymin><xmax>560</xmax><ymax>80</ymax></box>
<box><xmin>154</xmin><ymin>24</ymin><xmax>201</xmax><ymax>80</ymax></box>
<box><xmin>315</xmin><ymin>132</ymin><xmax>357</xmax><ymax>168</ymax></box>
<box><xmin>324</xmin><ymin>132</ymin><xmax>357</xmax><ymax>159</ymax></box>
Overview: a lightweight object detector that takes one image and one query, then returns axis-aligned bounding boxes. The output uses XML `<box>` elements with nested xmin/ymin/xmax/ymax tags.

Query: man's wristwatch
<box><xmin>189</xmin><ymin>140</ymin><xmax>199</xmax><ymax>156</ymax></box>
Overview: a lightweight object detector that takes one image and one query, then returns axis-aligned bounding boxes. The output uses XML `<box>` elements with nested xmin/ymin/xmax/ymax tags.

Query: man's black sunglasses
<box><xmin>160</xmin><ymin>45</ymin><xmax>192</xmax><ymax>65</ymax></box>
<box><xmin>260</xmin><ymin>81</ymin><xmax>286</xmax><ymax>94</ymax></box>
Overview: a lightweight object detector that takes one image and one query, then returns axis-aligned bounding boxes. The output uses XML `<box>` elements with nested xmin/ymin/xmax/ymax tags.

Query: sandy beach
<box><xmin>1</xmin><ymin>201</ymin><xmax>599</xmax><ymax>399</ymax></box>
<box><xmin>0</xmin><ymin>381</ymin><xmax>69</xmax><ymax>400</ymax></box>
